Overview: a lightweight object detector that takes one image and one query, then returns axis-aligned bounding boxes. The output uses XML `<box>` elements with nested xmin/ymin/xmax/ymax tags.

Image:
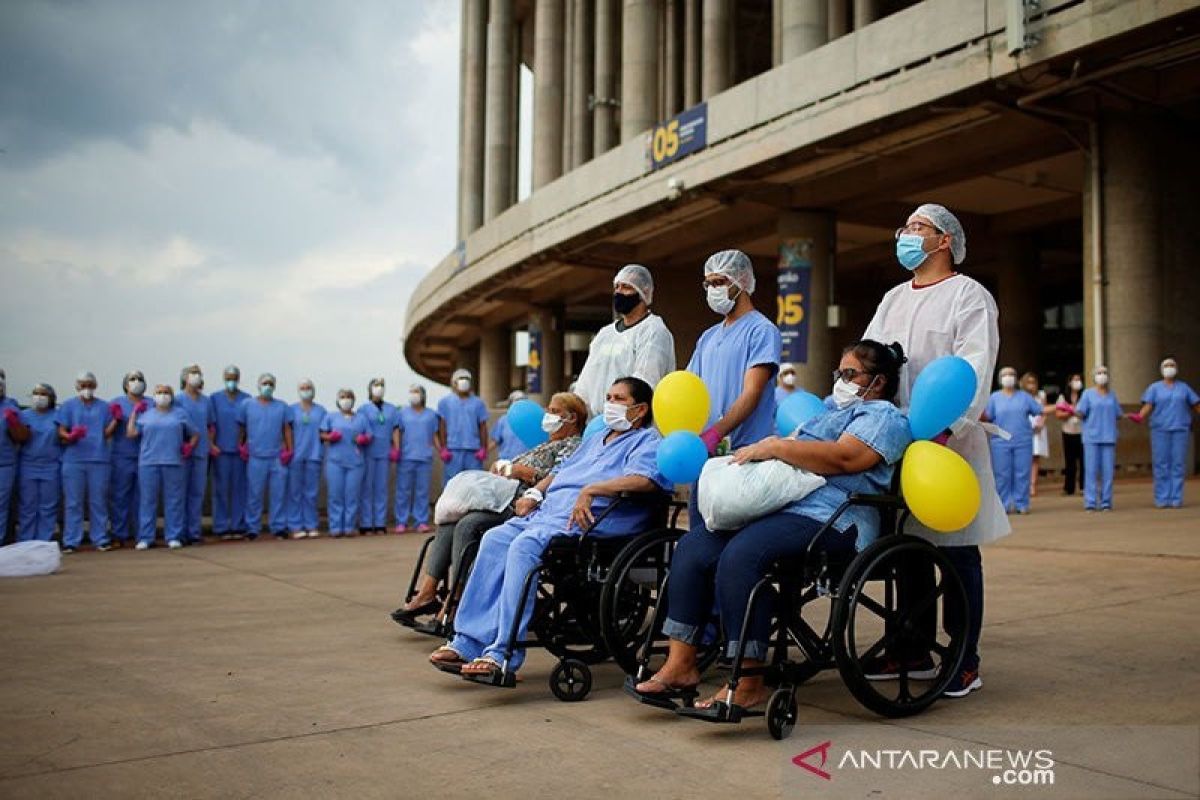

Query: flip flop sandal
<box><xmin>623</xmin><ymin>674</ymin><xmax>700</xmax><ymax>711</ymax></box>
<box><xmin>391</xmin><ymin>600</ymin><xmax>442</xmax><ymax>627</ymax></box>
<box><xmin>429</xmin><ymin>647</ymin><xmax>467</xmax><ymax>675</ymax></box>
<box><xmin>461</xmin><ymin>658</ymin><xmax>519</xmax><ymax>687</ymax></box>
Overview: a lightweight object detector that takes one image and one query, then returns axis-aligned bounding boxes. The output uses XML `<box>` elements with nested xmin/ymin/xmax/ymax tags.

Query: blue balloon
<box><xmin>507</xmin><ymin>399</ymin><xmax>549</xmax><ymax>448</ymax></box>
<box><xmin>582</xmin><ymin>415</ymin><xmax>607</xmax><ymax>440</ymax></box>
<box><xmin>776</xmin><ymin>391</ymin><xmax>827</xmax><ymax>437</ymax></box>
<box><xmin>908</xmin><ymin>356</ymin><xmax>977</xmax><ymax>440</ymax></box>
<box><xmin>656</xmin><ymin>431</ymin><xmax>709</xmax><ymax>484</ymax></box>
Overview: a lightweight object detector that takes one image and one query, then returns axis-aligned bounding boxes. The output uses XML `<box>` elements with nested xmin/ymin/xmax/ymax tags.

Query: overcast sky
<box><xmin>0</xmin><ymin>1</ymin><xmax>464</xmax><ymax>407</ymax></box>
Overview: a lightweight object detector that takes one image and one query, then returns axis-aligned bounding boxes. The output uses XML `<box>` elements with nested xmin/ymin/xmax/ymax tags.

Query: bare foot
<box><xmin>634</xmin><ymin>667</ymin><xmax>701</xmax><ymax>695</ymax></box>
<box><xmin>695</xmin><ymin>682</ymin><xmax>771</xmax><ymax>710</ymax></box>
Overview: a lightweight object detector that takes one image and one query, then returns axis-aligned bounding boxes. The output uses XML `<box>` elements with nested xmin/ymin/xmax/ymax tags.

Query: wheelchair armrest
<box><xmin>845</xmin><ymin>493</ymin><xmax>905</xmax><ymax>509</ymax></box>
<box><xmin>580</xmin><ymin>490</ymin><xmax>670</xmax><ymax>541</ymax></box>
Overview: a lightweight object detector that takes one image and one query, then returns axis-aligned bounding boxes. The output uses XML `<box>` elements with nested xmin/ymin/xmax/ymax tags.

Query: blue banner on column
<box><xmin>526</xmin><ymin>329</ymin><xmax>543</xmax><ymax>394</ymax></box>
<box><xmin>777</xmin><ymin>238</ymin><xmax>812</xmax><ymax>364</ymax></box>
<box><xmin>647</xmin><ymin>103</ymin><xmax>707</xmax><ymax>171</ymax></box>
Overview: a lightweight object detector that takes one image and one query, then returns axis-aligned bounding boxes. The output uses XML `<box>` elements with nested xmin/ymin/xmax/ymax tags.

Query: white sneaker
<box><xmin>305</xmin><ymin>530</ymin><xmax>319</xmax><ymax>538</ymax></box>
<box><xmin>167</xmin><ymin>540</ymin><xmax>183</xmax><ymax>549</ymax></box>
<box><xmin>135</xmin><ymin>542</ymin><xmax>150</xmax><ymax>551</ymax></box>
<box><xmin>290</xmin><ymin>531</ymin><xmax>307</xmax><ymax>540</ymax></box>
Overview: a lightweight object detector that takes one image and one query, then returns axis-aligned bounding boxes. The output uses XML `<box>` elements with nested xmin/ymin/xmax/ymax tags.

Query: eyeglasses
<box><xmin>894</xmin><ymin>221</ymin><xmax>942</xmax><ymax>239</ymax></box>
<box><xmin>832</xmin><ymin>367</ymin><xmax>871</xmax><ymax>382</ymax></box>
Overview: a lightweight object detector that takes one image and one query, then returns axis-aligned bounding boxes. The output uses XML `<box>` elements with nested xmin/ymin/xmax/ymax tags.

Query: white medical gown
<box><xmin>574</xmin><ymin>314</ymin><xmax>676</xmax><ymax>416</ymax></box>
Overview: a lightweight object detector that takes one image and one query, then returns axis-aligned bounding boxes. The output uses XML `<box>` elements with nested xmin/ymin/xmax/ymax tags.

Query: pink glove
<box><xmin>439</xmin><ymin>447</ymin><xmax>452</xmax><ymax>463</ymax></box>
<box><xmin>932</xmin><ymin>431</ymin><xmax>951</xmax><ymax>446</ymax></box>
<box><xmin>238</xmin><ymin>443</ymin><xmax>250</xmax><ymax>461</ymax></box>
<box><xmin>699</xmin><ymin>427</ymin><xmax>722</xmax><ymax>456</ymax></box>
<box><xmin>135</xmin><ymin>400</ymin><xmax>148</xmax><ymax>414</ymax></box>
<box><xmin>355</xmin><ymin>433</ymin><xmax>372</xmax><ymax>446</ymax></box>
<box><xmin>209</xmin><ymin>444</ymin><xmax>221</xmax><ymax>458</ymax></box>
<box><xmin>181</xmin><ymin>442</ymin><xmax>195</xmax><ymax>458</ymax></box>
<box><xmin>474</xmin><ymin>447</ymin><xmax>488</xmax><ymax>462</ymax></box>
<box><xmin>69</xmin><ymin>425</ymin><xmax>88</xmax><ymax>443</ymax></box>
<box><xmin>1125</xmin><ymin>412</ymin><xmax>1144</xmax><ymax>424</ymax></box>
<box><xmin>280</xmin><ymin>449</ymin><xmax>294</xmax><ymax>466</ymax></box>
<box><xmin>3</xmin><ymin>408</ymin><xmax>19</xmax><ymax>429</ymax></box>
<box><xmin>389</xmin><ymin>446</ymin><xmax>401</xmax><ymax>462</ymax></box>
<box><xmin>326</xmin><ymin>429</ymin><xmax>343</xmax><ymax>443</ymax></box>
<box><xmin>1058</xmin><ymin>403</ymin><xmax>1075</xmax><ymax>415</ymax></box>
<box><xmin>109</xmin><ymin>402</ymin><xmax>124</xmax><ymax>422</ymax></box>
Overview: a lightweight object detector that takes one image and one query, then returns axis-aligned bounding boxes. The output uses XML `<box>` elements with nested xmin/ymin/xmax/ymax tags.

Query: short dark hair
<box><xmin>843</xmin><ymin>340</ymin><xmax>907</xmax><ymax>402</ymax></box>
<box><xmin>612</xmin><ymin>376</ymin><xmax>654</xmax><ymax>426</ymax></box>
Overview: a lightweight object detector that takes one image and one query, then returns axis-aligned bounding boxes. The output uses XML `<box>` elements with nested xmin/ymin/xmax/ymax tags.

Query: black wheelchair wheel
<box><xmin>535</xmin><ymin>587</ymin><xmax>612</xmax><ymax>665</ymax></box>
<box><xmin>549</xmin><ymin>658</ymin><xmax>593</xmax><ymax>702</ymax></box>
<box><xmin>831</xmin><ymin>535</ymin><xmax>967</xmax><ymax>718</ymax></box>
<box><xmin>766</xmin><ymin>687</ymin><xmax>799</xmax><ymax>740</ymax></box>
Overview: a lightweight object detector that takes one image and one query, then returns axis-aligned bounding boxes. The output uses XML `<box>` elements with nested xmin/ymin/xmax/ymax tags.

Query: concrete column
<box><xmin>777</xmin><ymin>211</ymin><xmax>836</xmax><ymax>391</ymax></box>
<box><xmin>593</xmin><ymin>0</ymin><xmax>619</xmax><ymax>154</ymax></box>
<box><xmin>484</xmin><ymin>0</ymin><xmax>516</xmax><ymax>222</ymax></box>
<box><xmin>533</xmin><ymin>0</ymin><xmax>565</xmax><ymax>190</ymax></box>
<box><xmin>853</xmin><ymin>0</ymin><xmax>878</xmax><ymax>30</ymax></box>
<box><xmin>478</xmin><ymin>326</ymin><xmax>512</xmax><ymax>407</ymax></box>
<box><xmin>828</xmin><ymin>0</ymin><xmax>850</xmax><ymax>41</ymax></box>
<box><xmin>684</xmin><ymin>0</ymin><xmax>701</xmax><ymax>107</ymax></box>
<box><xmin>621</xmin><ymin>0</ymin><xmax>659</xmax><ymax>141</ymax></box>
<box><xmin>701</xmin><ymin>0</ymin><xmax>732</xmax><ymax>99</ymax></box>
<box><xmin>459</xmin><ymin>0</ymin><xmax>487</xmax><ymax>237</ymax></box>
<box><xmin>571</xmin><ymin>0</ymin><xmax>594</xmax><ymax>167</ymax></box>
<box><xmin>562</xmin><ymin>0</ymin><xmax>575</xmax><ymax>174</ymax></box>
<box><xmin>664</xmin><ymin>0</ymin><xmax>683</xmax><ymax>117</ymax></box>
<box><xmin>529</xmin><ymin>308</ymin><xmax>566</xmax><ymax>403</ymax></box>
<box><xmin>780</xmin><ymin>1</ymin><xmax>828</xmax><ymax>61</ymax></box>
<box><xmin>772</xmin><ymin>0</ymin><xmax>782</xmax><ymax>66</ymax></box>
<box><xmin>995</xmin><ymin>239</ymin><xmax>1040</xmax><ymax>376</ymax></box>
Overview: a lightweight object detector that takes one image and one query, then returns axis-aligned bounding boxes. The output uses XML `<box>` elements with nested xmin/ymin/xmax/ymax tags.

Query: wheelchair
<box><xmin>623</xmin><ymin>479</ymin><xmax>969</xmax><ymax>739</ymax></box>
<box><xmin>391</xmin><ymin>521</ymin><xmax>484</xmax><ymax>639</ymax></box>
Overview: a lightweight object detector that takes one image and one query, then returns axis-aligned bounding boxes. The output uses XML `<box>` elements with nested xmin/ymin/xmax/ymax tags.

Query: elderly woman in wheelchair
<box><xmin>630</xmin><ymin>339</ymin><xmax>911</xmax><ymax>713</ymax></box>
<box><xmin>429</xmin><ymin>376</ymin><xmax>672</xmax><ymax>682</ymax></box>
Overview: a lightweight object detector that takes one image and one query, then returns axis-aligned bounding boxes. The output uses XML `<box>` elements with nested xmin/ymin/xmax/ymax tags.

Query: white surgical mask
<box><xmin>1070</xmin><ymin>380</ymin><xmax>1083</xmax><ymax>392</ymax></box>
<box><xmin>1162</xmin><ymin>367</ymin><xmax>1177</xmax><ymax>379</ymax></box>
<box><xmin>409</xmin><ymin>392</ymin><xmax>422</xmax><ymax>406</ymax></box>
<box><xmin>455</xmin><ymin>378</ymin><xmax>471</xmax><ymax>392</ymax></box>
<box><xmin>1000</xmin><ymin>375</ymin><xmax>1017</xmax><ymax>389</ymax></box>
<box><xmin>832</xmin><ymin>378</ymin><xmax>864</xmax><ymax>409</ymax></box>
<box><xmin>154</xmin><ymin>393</ymin><xmax>172</xmax><ymax>408</ymax></box>
<box><xmin>337</xmin><ymin>397</ymin><xmax>353</xmax><ymax>411</ymax></box>
<box><xmin>371</xmin><ymin>385</ymin><xmax>384</xmax><ymax>400</ymax></box>
<box><xmin>706</xmin><ymin>284</ymin><xmax>737</xmax><ymax>316</ymax></box>
<box><xmin>541</xmin><ymin>413</ymin><xmax>564</xmax><ymax>434</ymax></box>
<box><xmin>781</xmin><ymin>374</ymin><xmax>796</xmax><ymax>387</ymax></box>
<box><xmin>299</xmin><ymin>389</ymin><xmax>314</xmax><ymax>401</ymax></box>
<box><xmin>603</xmin><ymin>401</ymin><xmax>633</xmax><ymax>432</ymax></box>
<box><xmin>78</xmin><ymin>388</ymin><xmax>95</xmax><ymax>401</ymax></box>
<box><xmin>32</xmin><ymin>395</ymin><xmax>50</xmax><ymax>411</ymax></box>
<box><xmin>187</xmin><ymin>373</ymin><xmax>203</xmax><ymax>389</ymax></box>
<box><xmin>1094</xmin><ymin>373</ymin><xmax>1109</xmax><ymax>386</ymax></box>
<box><xmin>128</xmin><ymin>380</ymin><xmax>146</xmax><ymax>396</ymax></box>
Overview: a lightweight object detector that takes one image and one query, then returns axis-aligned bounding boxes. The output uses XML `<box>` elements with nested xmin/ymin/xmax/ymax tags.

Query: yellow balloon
<box><xmin>652</xmin><ymin>371</ymin><xmax>711</xmax><ymax>435</ymax></box>
<box><xmin>900</xmin><ymin>441</ymin><xmax>981</xmax><ymax>533</ymax></box>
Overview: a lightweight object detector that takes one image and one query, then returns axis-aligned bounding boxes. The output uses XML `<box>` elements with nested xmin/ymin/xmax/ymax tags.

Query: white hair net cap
<box><xmin>779</xmin><ymin>363</ymin><xmax>796</xmax><ymax>374</ymax></box>
<box><xmin>258</xmin><ymin>372</ymin><xmax>276</xmax><ymax>385</ymax></box>
<box><xmin>507</xmin><ymin>390</ymin><xmax>526</xmax><ymax>403</ymax></box>
<box><xmin>703</xmin><ymin>249</ymin><xmax>756</xmax><ymax>293</ymax></box>
<box><xmin>908</xmin><ymin>203</ymin><xmax>966</xmax><ymax>265</ymax></box>
<box><xmin>76</xmin><ymin>370</ymin><xmax>97</xmax><ymax>384</ymax></box>
<box><xmin>451</xmin><ymin>368</ymin><xmax>473</xmax><ymax>383</ymax></box>
<box><xmin>613</xmin><ymin>263</ymin><xmax>654</xmax><ymax>306</ymax></box>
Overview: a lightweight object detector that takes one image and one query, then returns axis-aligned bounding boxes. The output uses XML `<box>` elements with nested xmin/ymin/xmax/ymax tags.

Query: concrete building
<box><xmin>408</xmin><ymin>0</ymin><xmax>1200</xmax><ymax>471</ymax></box>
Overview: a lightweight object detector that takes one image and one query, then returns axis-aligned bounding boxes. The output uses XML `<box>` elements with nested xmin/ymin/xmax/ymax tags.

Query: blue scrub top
<box><xmin>686</xmin><ymin>309</ymin><xmax>782</xmax><ymax>448</ymax></box>
<box><xmin>355</xmin><ymin>401</ymin><xmax>398</xmax><ymax>459</ymax></box>
<box><xmin>0</xmin><ymin>397</ymin><xmax>19</xmax><ymax>467</ymax></box>
<box><xmin>535</xmin><ymin>425</ymin><xmax>672</xmax><ymax>535</ymax></box>
<box><xmin>437</xmin><ymin>394</ymin><xmax>489</xmax><ymax>450</ymax></box>
<box><xmin>985</xmin><ymin>390</ymin><xmax>1043</xmax><ymax>446</ymax></box>
<box><xmin>237</xmin><ymin>398</ymin><xmax>293</xmax><ymax>457</ymax></box>
<box><xmin>399</xmin><ymin>405</ymin><xmax>440</xmax><ymax>462</ymax></box>
<box><xmin>109</xmin><ymin>396</ymin><xmax>147</xmax><ymax>460</ymax></box>
<box><xmin>1141</xmin><ymin>380</ymin><xmax>1200</xmax><ymax>431</ymax></box>
<box><xmin>211</xmin><ymin>390</ymin><xmax>250</xmax><ymax>450</ymax></box>
<box><xmin>18</xmin><ymin>408</ymin><xmax>62</xmax><ymax>478</ymax></box>
<box><xmin>135</xmin><ymin>406</ymin><xmax>199</xmax><ymax>467</ymax></box>
<box><xmin>321</xmin><ymin>411</ymin><xmax>369</xmax><ymax>468</ymax></box>
<box><xmin>290</xmin><ymin>402</ymin><xmax>328</xmax><ymax>462</ymax></box>
<box><xmin>55</xmin><ymin>397</ymin><xmax>113</xmax><ymax>464</ymax></box>
<box><xmin>782</xmin><ymin>400</ymin><xmax>912</xmax><ymax>551</ymax></box>
<box><xmin>1076</xmin><ymin>389</ymin><xmax>1122</xmax><ymax>445</ymax></box>
<box><xmin>176</xmin><ymin>392</ymin><xmax>215</xmax><ymax>453</ymax></box>
<box><xmin>491</xmin><ymin>415</ymin><xmax>526</xmax><ymax>460</ymax></box>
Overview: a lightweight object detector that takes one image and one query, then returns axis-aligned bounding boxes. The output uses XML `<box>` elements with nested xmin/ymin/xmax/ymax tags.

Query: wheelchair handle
<box><xmin>579</xmin><ymin>490</ymin><xmax>670</xmax><ymax>542</ymax></box>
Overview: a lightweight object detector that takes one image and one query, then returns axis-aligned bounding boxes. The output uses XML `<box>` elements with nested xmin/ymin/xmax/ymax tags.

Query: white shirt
<box><xmin>574</xmin><ymin>313</ymin><xmax>676</xmax><ymax>416</ymax></box>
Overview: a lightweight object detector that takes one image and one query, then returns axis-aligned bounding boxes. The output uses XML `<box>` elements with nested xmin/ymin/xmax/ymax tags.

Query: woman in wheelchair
<box><xmin>393</xmin><ymin>392</ymin><xmax>587</xmax><ymax>624</ymax></box>
<box><xmin>632</xmin><ymin>340</ymin><xmax>911</xmax><ymax>711</ymax></box>
<box><xmin>429</xmin><ymin>377</ymin><xmax>672</xmax><ymax>679</ymax></box>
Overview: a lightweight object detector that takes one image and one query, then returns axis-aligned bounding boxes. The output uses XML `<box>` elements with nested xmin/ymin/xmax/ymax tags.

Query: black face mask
<box><xmin>613</xmin><ymin>292</ymin><xmax>641</xmax><ymax>315</ymax></box>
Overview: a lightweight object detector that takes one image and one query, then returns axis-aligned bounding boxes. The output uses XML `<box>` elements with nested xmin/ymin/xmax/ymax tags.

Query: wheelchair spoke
<box><xmin>856</xmin><ymin>591</ymin><xmax>893</xmax><ymax>623</ymax></box>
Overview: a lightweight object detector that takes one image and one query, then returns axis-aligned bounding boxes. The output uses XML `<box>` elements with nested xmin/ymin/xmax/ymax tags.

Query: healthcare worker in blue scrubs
<box><xmin>0</xmin><ymin>369</ymin><xmax>20</xmax><ymax>540</ymax></box>
<box><xmin>394</xmin><ymin>384</ymin><xmax>440</xmax><ymax>533</ymax></box>
<box><xmin>489</xmin><ymin>391</ymin><xmax>528</xmax><ymax>462</ymax></box>
<box><xmin>211</xmin><ymin>365</ymin><xmax>250</xmax><ymax>539</ymax></box>
<box><xmin>238</xmin><ymin>373</ymin><xmax>294</xmax><ymax>539</ymax></box>
<box><xmin>17</xmin><ymin>384</ymin><xmax>63</xmax><ymax>542</ymax></box>
<box><xmin>983</xmin><ymin>367</ymin><xmax>1045</xmax><ymax>514</ymax></box>
<box><xmin>774</xmin><ymin>363</ymin><xmax>797</xmax><ymax>406</ymax></box>
<box><xmin>321</xmin><ymin>389</ymin><xmax>370</xmax><ymax>537</ymax></box>
<box><xmin>357</xmin><ymin>377</ymin><xmax>398</xmax><ymax>534</ymax></box>
<box><xmin>1073</xmin><ymin>366</ymin><xmax>1125</xmax><ymax>511</ymax></box>
<box><xmin>288</xmin><ymin>378</ymin><xmax>326</xmax><ymax>538</ymax></box>
<box><xmin>108</xmin><ymin>370</ymin><xmax>148</xmax><ymax>546</ymax></box>
<box><xmin>436</xmin><ymin>368</ymin><xmax>489</xmax><ymax>483</ymax></box>
<box><xmin>176</xmin><ymin>364</ymin><xmax>215</xmax><ymax>544</ymax></box>
<box><xmin>127</xmin><ymin>384</ymin><xmax>200</xmax><ymax>549</ymax></box>
<box><xmin>57</xmin><ymin>371</ymin><xmax>119</xmax><ymax>553</ymax></box>
<box><xmin>1129</xmin><ymin>357</ymin><xmax>1200</xmax><ymax>508</ymax></box>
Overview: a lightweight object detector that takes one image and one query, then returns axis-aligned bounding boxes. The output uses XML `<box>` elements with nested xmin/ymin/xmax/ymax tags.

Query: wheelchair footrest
<box><xmin>411</xmin><ymin>618</ymin><xmax>451</xmax><ymax>638</ymax></box>
<box><xmin>461</xmin><ymin>668</ymin><xmax>518</xmax><ymax>689</ymax></box>
<box><xmin>622</xmin><ymin>675</ymin><xmax>698</xmax><ymax>711</ymax></box>
<box><xmin>675</xmin><ymin>700</ymin><xmax>764</xmax><ymax>724</ymax></box>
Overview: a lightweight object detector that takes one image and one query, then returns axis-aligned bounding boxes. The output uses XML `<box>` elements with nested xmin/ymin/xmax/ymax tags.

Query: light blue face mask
<box><xmin>225</xmin><ymin>380</ymin><xmax>238</xmax><ymax>393</ymax></box>
<box><xmin>259</xmin><ymin>384</ymin><xmax>274</xmax><ymax>399</ymax></box>
<box><xmin>895</xmin><ymin>234</ymin><xmax>929</xmax><ymax>271</ymax></box>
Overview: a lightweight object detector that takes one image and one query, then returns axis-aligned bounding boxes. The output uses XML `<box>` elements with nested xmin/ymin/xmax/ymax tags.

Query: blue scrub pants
<box><xmin>108</xmin><ymin>456</ymin><xmax>140</xmax><ymax>542</ymax></box>
<box><xmin>287</xmin><ymin>460</ymin><xmax>322</xmax><ymax>532</ymax></box>
<box><xmin>325</xmin><ymin>462</ymin><xmax>363</xmax><ymax>535</ymax></box>
<box><xmin>18</xmin><ymin>471</ymin><xmax>60</xmax><ymax>542</ymax></box>
<box><xmin>1151</xmin><ymin>429</ymin><xmax>1189</xmax><ymax>507</ymax></box>
<box><xmin>990</xmin><ymin>440</ymin><xmax>1032</xmax><ymax>513</ymax></box>
<box><xmin>0</xmin><ymin>464</ymin><xmax>15</xmax><ymax>542</ymax></box>
<box><xmin>212</xmin><ymin>453</ymin><xmax>247</xmax><ymax>534</ymax></box>
<box><xmin>183</xmin><ymin>455</ymin><xmax>208</xmax><ymax>542</ymax></box>
<box><xmin>359</xmin><ymin>457</ymin><xmax>391</xmax><ymax>529</ymax></box>
<box><xmin>245</xmin><ymin>456</ymin><xmax>288</xmax><ymax>536</ymax></box>
<box><xmin>139</xmin><ymin>464</ymin><xmax>185</xmax><ymax>544</ymax></box>
<box><xmin>444</xmin><ymin>449</ymin><xmax>483</xmax><ymax>484</ymax></box>
<box><xmin>62</xmin><ymin>462</ymin><xmax>110</xmax><ymax>548</ymax></box>
<box><xmin>449</xmin><ymin>514</ymin><xmax>570</xmax><ymax>671</ymax></box>
<box><xmin>395</xmin><ymin>459</ymin><xmax>432</xmax><ymax>526</ymax></box>
<box><xmin>1083</xmin><ymin>442</ymin><xmax>1115</xmax><ymax>510</ymax></box>
<box><xmin>664</xmin><ymin>512</ymin><xmax>855</xmax><ymax>660</ymax></box>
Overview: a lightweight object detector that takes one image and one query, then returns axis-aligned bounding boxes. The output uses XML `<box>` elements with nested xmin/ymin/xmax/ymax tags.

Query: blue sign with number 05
<box><xmin>647</xmin><ymin>103</ymin><xmax>707</xmax><ymax>171</ymax></box>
